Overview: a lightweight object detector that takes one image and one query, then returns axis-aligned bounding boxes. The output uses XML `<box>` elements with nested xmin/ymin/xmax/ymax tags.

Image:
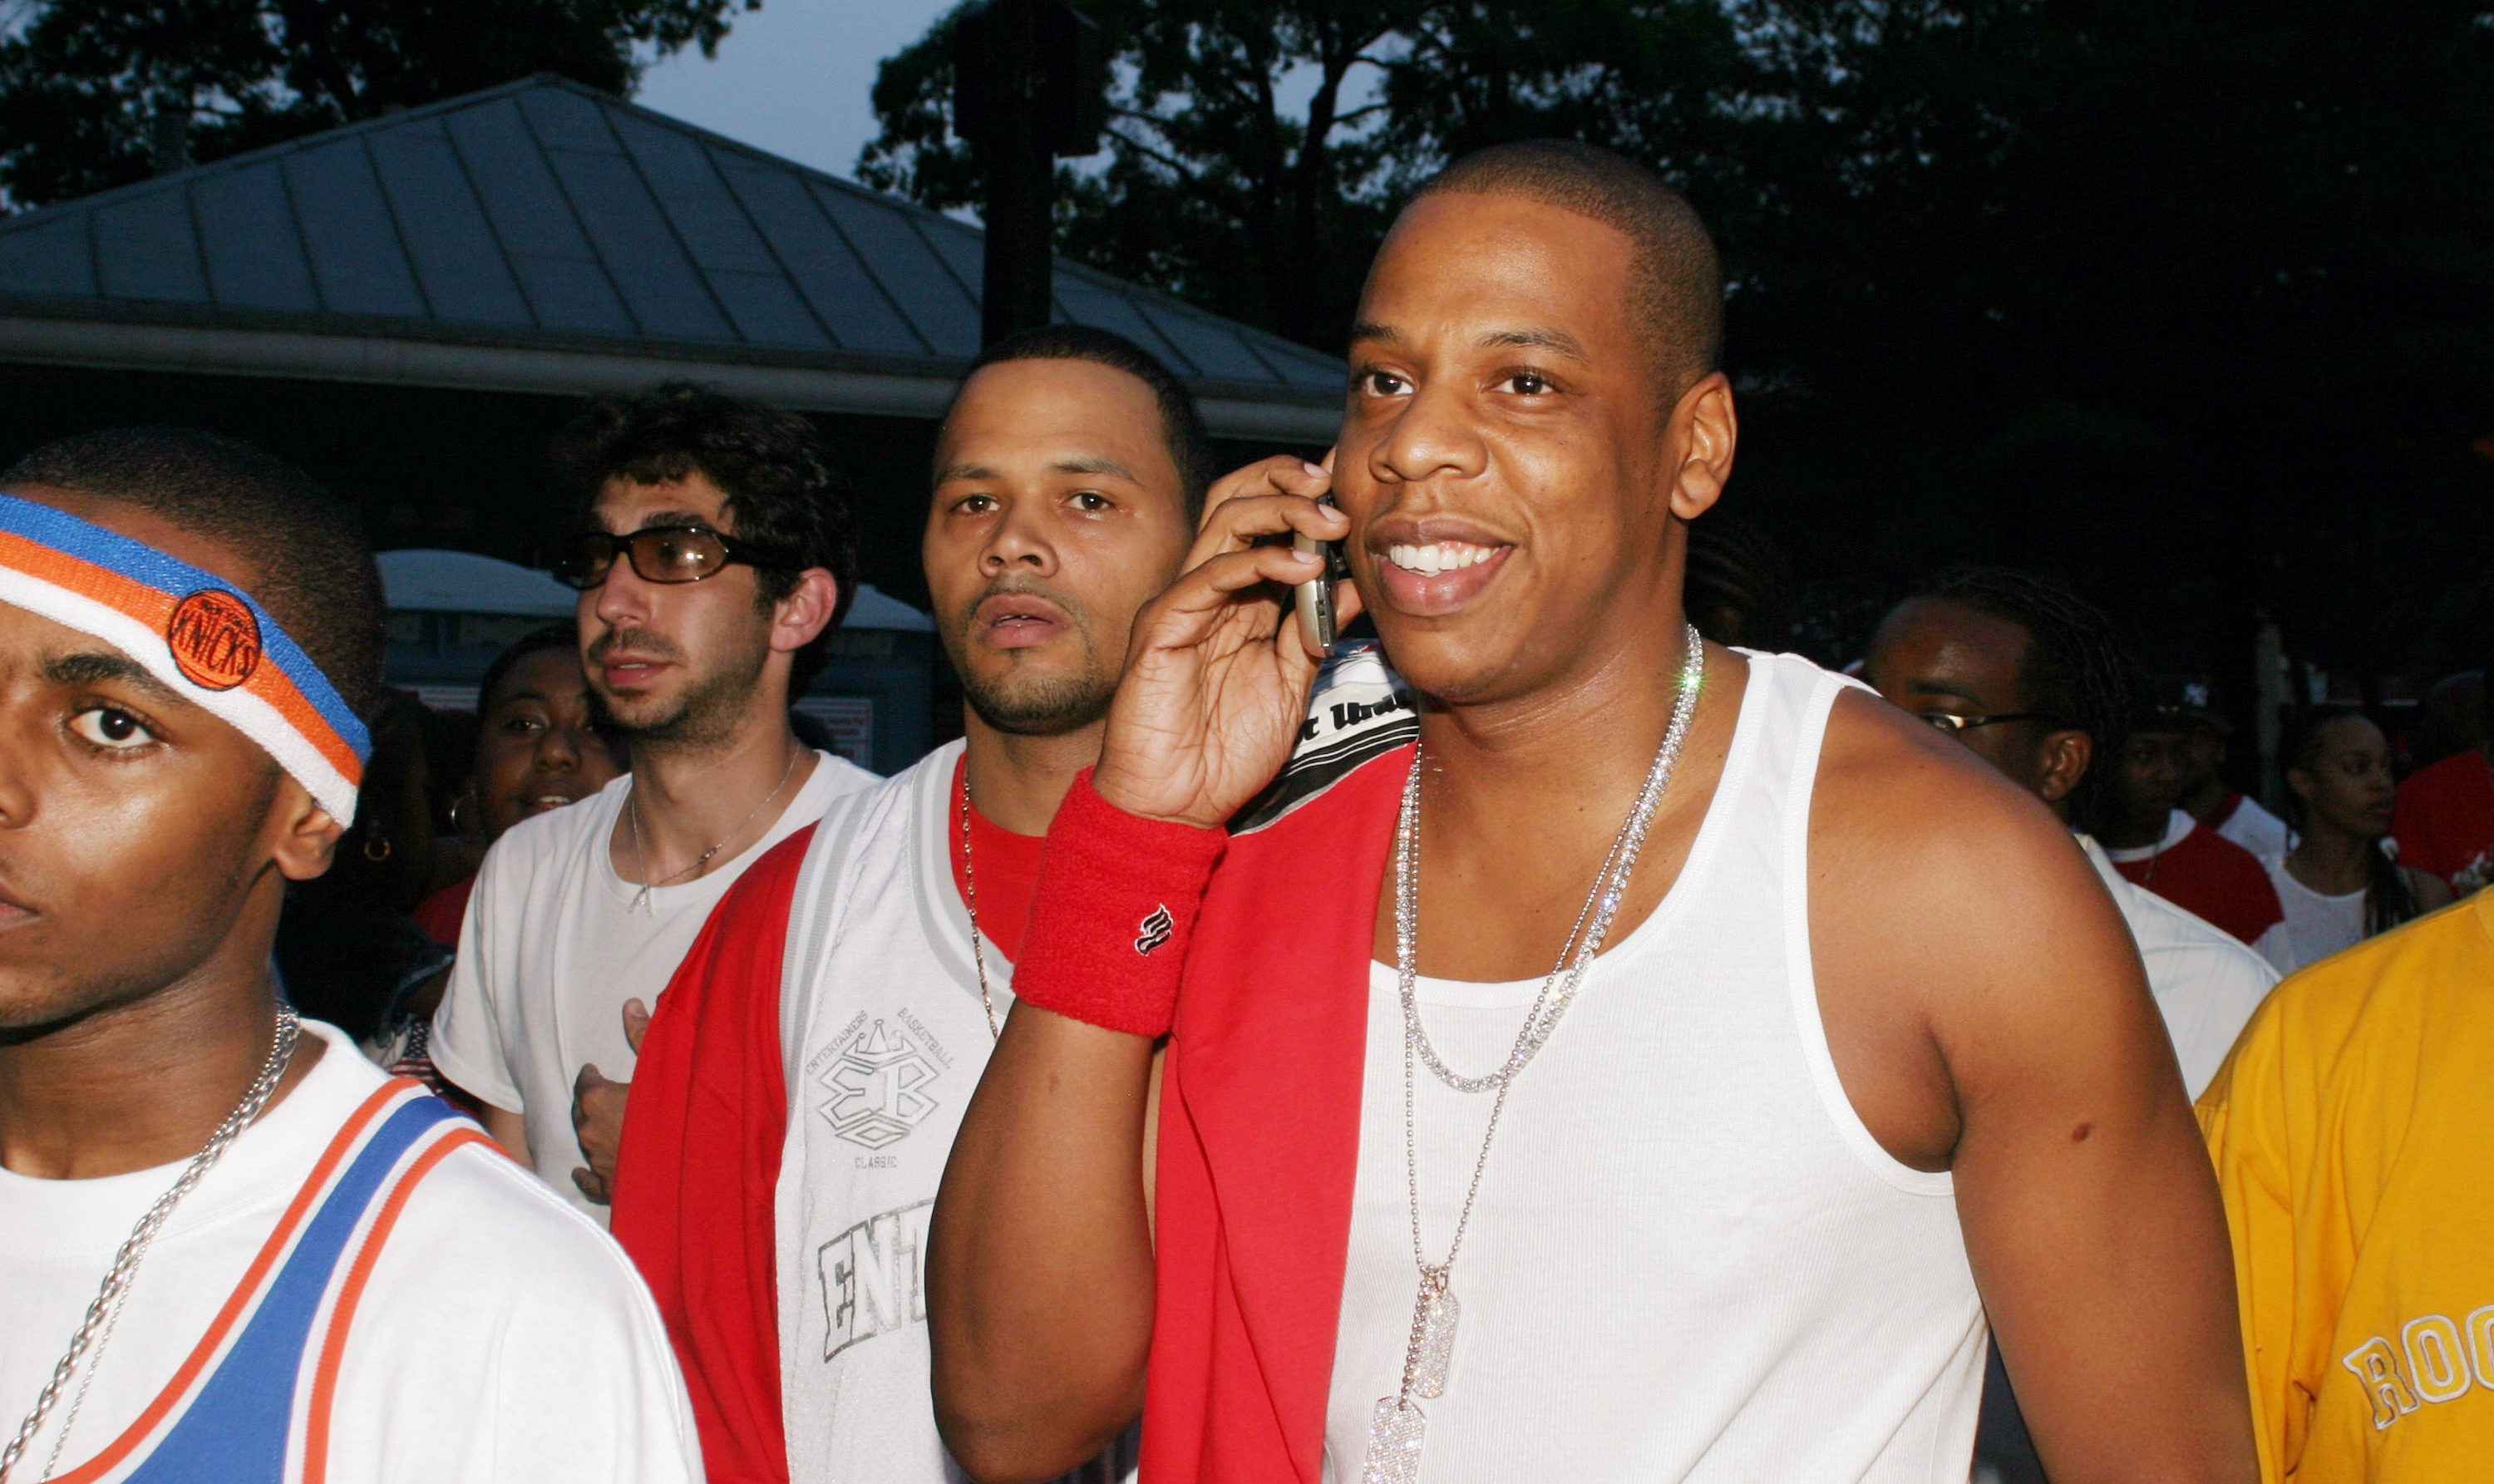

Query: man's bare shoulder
<box><xmin>1815</xmin><ymin>687</ymin><xmax>2102</xmax><ymax>903</ymax></box>
<box><xmin>1810</xmin><ymin>688</ymin><xmax>2143</xmax><ymax>1033</ymax></box>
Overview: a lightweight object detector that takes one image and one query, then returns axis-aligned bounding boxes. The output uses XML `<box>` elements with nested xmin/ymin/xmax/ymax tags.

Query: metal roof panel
<box><xmin>364</xmin><ymin>121</ymin><xmax>532</xmax><ymax>326</ymax></box>
<box><xmin>0</xmin><ymin>214</ymin><xmax>95</xmax><ymax>298</ymax></box>
<box><xmin>608</xmin><ymin>115</ymin><xmax>778</xmax><ymax>276</ymax></box>
<box><xmin>811</xmin><ymin>184</ymin><xmax>979</xmax><ymax>357</ymax></box>
<box><xmin>193</xmin><ymin>161</ymin><xmax>319</xmax><ymax>310</ymax></box>
<box><xmin>284</xmin><ymin>139</ymin><xmax>428</xmax><ymax>318</ymax></box>
<box><xmin>0</xmin><ymin>76</ymin><xmax>1342</xmax><ymax>410</ymax></box>
<box><xmin>94</xmin><ymin>190</ymin><xmax>208</xmax><ymax>303</ymax></box>
<box><xmin>716</xmin><ymin>160</ymin><xmax>924</xmax><ymax>356</ymax></box>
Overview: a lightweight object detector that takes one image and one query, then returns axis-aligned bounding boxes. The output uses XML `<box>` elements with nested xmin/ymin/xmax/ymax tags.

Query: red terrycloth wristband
<box><xmin>1011</xmin><ymin>768</ymin><xmax>1227</xmax><ymax>1038</ymax></box>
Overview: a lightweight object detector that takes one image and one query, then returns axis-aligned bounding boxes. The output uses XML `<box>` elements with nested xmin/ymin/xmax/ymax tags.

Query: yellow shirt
<box><xmin>2197</xmin><ymin>890</ymin><xmax>2494</xmax><ymax>1481</ymax></box>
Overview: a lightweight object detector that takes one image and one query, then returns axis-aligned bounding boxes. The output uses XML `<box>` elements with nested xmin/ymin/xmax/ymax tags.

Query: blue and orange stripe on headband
<box><xmin>0</xmin><ymin>494</ymin><xmax>370</xmax><ymax>821</ymax></box>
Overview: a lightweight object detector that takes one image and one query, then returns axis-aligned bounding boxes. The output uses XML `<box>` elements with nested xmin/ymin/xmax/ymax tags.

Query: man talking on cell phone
<box><xmin>925</xmin><ymin>141</ymin><xmax>2258</xmax><ymax>1484</ymax></box>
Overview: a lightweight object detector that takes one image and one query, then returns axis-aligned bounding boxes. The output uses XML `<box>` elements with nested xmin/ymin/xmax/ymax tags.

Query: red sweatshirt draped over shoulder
<box><xmin>610</xmin><ymin>826</ymin><xmax>815</xmax><ymax>1484</ymax></box>
<box><xmin>1140</xmin><ymin>746</ymin><xmax>1406</xmax><ymax>1482</ymax></box>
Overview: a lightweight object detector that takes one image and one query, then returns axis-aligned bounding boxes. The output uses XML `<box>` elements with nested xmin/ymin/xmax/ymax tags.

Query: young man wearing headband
<box><xmin>0</xmin><ymin>429</ymin><xmax>698</xmax><ymax>1482</ymax></box>
<box><xmin>430</xmin><ymin>384</ymin><xmax>877</xmax><ymax>1219</ymax></box>
<box><xmin>929</xmin><ymin>144</ymin><xmax>2255</xmax><ymax>1483</ymax></box>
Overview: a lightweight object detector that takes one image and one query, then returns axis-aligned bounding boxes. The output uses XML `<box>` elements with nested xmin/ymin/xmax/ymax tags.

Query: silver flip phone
<box><xmin>1293</xmin><ymin>495</ymin><xmax>1348</xmax><ymax>652</ymax></box>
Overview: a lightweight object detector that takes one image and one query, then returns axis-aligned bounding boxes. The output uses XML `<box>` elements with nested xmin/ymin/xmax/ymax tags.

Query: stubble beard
<box><xmin>962</xmin><ymin>666</ymin><xmax>1117</xmax><ymax>736</ymax></box>
<box><xmin>599</xmin><ymin>642</ymin><xmax>771</xmax><ymax>759</ymax></box>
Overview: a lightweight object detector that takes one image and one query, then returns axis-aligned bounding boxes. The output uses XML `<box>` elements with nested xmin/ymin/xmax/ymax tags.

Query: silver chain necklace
<box><xmin>2</xmin><ymin>1006</ymin><xmax>301</xmax><ymax>1484</ymax></box>
<box><xmin>625</xmin><ymin>746</ymin><xmax>801</xmax><ymax>915</ymax></box>
<box><xmin>959</xmin><ymin>762</ymin><xmax>1003</xmax><ymax>1041</ymax></box>
<box><xmin>1364</xmin><ymin>627</ymin><xmax>1703</xmax><ymax>1484</ymax></box>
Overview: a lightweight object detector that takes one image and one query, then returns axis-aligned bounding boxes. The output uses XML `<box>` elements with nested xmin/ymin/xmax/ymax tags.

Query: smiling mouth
<box><xmin>1385</xmin><ymin>540</ymin><xmax>1506</xmax><ymax>576</ymax></box>
<box><xmin>1373</xmin><ymin>537</ymin><xmax>1515</xmax><ymax>616</ymax></box>
<box><xmin>520</xmin><ymin>789</ymin><xmax>589</xmax><ymax>816</ymax></box>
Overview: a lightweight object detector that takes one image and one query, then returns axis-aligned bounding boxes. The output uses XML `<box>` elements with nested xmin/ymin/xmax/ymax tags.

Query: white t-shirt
<box><xmin>2213</xmin><ymin>791</ymin><xmax>2292</xmax><ymax>860</ymax></box>
<box><xmin>2255</xmin><ymin>853</ymin><xmax>2368</xmax><ymax>978</ymax></box>
<box><xmin>0</xmin><ymin>1022</ymin><xmax>700</xmax><ymax>1483</ymax></box>
<box><xmin>771</xmin><ymin>739</ymin><xmax>1136</xmax><ymax>1484</ymax></box>
<box><xmin>2078</xmin><ymin>836</ymin><xmax>2278</xmax><ymax>1096</ymax></box>
<box><xmin>431</xmin><ymin>750</ymin><xmax>874</xmax><ymax>1219</ymax></box>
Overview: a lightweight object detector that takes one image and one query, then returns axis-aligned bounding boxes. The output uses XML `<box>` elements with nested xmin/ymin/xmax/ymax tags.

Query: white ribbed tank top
<box><xmin>1320</xmin><ymin>652</ymin><xmax>1986</xmax><ymax>1482</ymax></box>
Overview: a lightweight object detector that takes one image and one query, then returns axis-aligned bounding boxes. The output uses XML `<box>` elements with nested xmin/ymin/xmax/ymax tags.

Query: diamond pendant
<box><xmin>1362</xmin><ymin>1396</ymin><xmax>1427</xmax><ymax>1484</ymax></box>
<box><xmin>628</xmin><ymin>883</ymin><xmax>653</xmax><ymax>916</ymax></box>
<box><xmin>1409</xmin><ymin>1279</ymin><xmax>1459</xmax><ymax>1398</ymax></box>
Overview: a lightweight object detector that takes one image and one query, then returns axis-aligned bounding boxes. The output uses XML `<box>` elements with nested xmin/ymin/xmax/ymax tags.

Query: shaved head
<box><xmin>1415</xmin><ymin>140</ymin><xmax>1723</xmax><ymax>397</ymax></box>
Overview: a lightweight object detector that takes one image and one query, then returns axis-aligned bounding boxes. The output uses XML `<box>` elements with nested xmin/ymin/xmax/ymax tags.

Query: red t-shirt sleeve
<box><xmin>2393</xmin><ymin>752</ymin><xmax>2494</xmax><ymax>881</ymax></box>
<box><xmin>2113</xmin><ymin>826</ymin><xmax>2282</xmax><ymax>944</ymax></box>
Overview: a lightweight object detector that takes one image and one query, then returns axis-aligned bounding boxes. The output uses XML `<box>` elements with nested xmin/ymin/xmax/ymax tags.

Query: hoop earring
<box><xmin>362</xmin><ymin>831</ymin><xmax>392</xmax><ymax>863</ymax></box>
<box><xmin>448</xmin><ymin>790</ymin><xmax>479</xmax><ymax>836</ymax></box>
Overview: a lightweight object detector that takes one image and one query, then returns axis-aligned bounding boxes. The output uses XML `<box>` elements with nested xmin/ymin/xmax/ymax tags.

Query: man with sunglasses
<box><xmin>431</xmin><ymin>383</ymin><xmax>877</xmax><ymax>1220</ymax></box>
<box><xmin>1866</xmin><ymin>567</ymin><xmax>2275</xmax><ymax>1484</ymax></box>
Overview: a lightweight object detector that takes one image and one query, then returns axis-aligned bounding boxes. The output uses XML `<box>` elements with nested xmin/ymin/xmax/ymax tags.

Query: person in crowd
<box><xmin>589</xmin><ymin>323</ymin><xmax>1215</xmax><ymax>1484</ymax></box>
<box><xmin>2255</xmin><ymin>706</ymin><xmax>2449</xmax><ymax>975</ymax></box>
<box><xmin>0</xmin><ymin>429</ymin><xmax>698</xmax><ymax>1482</ymax></box>
<box><xmin>2198</xmin><ymin>882</ymin><xmax>2494</xmax><ymax>1476</ymax></box>
<box><xmin>2097</xmin><ymin>692</ymin><xmax>2285</xmax><ymax>945</ymax></box>
<box><xmin>1865</xmin><ymin>568</ymin><xmax>2279</xmax><ymax>1484</ymax></box>
<box><xmin>2391</xmin><ymin>663</ymin><xmax>2494</xmax><ymax>890</ymax></box>
<box><xmin>411</xmin><ymin>622</ymin><xmax>626</xmax><ymax>948</ymax></box>
<box><xmin>429</xmin><ymin>384</ymin><xmax>877</xmax><ymax>1220</ymax></box>
<box><xmin>2404</xmin><ymin>668</ymin><xmax>2482</xmax><ymax>773</ymax></box>
<box><xmin>1865</xmin><ymin>570</ymin><xmax>2276</xmax><ymax>1095</ymax></box>
<box><xmin>2174</xmin><ymin>691</ymin><xmax>2292</xmax><ymax>860</ymax></box>
<box><xmin>926</xmin><ymin>142</ymin><xmax>2254</xmax><ymax>1484</ymax></box>
<box><xmin>372</xmin><ymin>624</ymin><xmax>626</xmax><ymax>1097</ymax></box>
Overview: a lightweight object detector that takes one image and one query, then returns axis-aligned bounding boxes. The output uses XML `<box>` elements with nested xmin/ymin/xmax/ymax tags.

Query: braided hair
<box><xmin>2277</xmin><ymin>705</ymin><xmax>2419</xmax><ymax>935</ymax></box>
<box><xmin>1925</xmin><ymin>567</ymin><xmax>2136</xmax><ymax>833</ymax></box>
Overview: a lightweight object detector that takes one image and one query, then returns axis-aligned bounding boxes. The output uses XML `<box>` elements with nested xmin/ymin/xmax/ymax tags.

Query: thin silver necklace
<box><xmin>959</xmin><ymin>761</ymin><xmax>1002</xmax><ymax>1041</ymax></box>
<box><xmin>625</xmin><ymin>746</ymin><xmax>801</xmax><ymax>915</ymax></box>
<box><xmin>3</xmin><ymin>1006</ymin><xmax>300</xmax><ymax>1484</ymax></box>
<box><xmin>1364</xmin><ymin>627</ymin><xmax>1703</xmax><ymax>1484</ymax></box>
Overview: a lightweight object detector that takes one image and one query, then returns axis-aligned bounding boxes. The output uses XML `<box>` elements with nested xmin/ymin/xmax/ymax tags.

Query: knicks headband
<box><xmin>0</xmin><ymin>494</ymin><xmax>369</xmax><ymax>821</ymax></box>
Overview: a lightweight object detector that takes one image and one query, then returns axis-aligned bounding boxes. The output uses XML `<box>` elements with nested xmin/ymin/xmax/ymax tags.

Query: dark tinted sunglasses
<box><xmin>552</xmin><ymin>525</ymin><xmax>803</xmax><ymax>590</ymax></box>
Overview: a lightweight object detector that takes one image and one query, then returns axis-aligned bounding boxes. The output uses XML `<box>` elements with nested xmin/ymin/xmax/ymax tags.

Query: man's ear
<box><xmin>2036</xmin><ymin>728</ymin><xmax>2094</xmax><ymax>806</ymax></box>
<box><xmin>768</xmin><ymin>569</ymin><xmax>840</xmax><ymax>656</ymax></box>
<box><xmin>1666</xmin><ymin>371</ymin><xmax>1737</xmax><ymax>524</ymax></box>
<box><xmin>272</xmin><ymin>779</ymin><xmax>349</xmax><ymax>883</ymax></box>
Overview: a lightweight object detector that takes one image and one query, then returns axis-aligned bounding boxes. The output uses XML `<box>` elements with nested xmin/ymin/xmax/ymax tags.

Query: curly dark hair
<box><xmin>552</xmin><ymin>383</ymin><xmax>860</xmax><ymax>692</ymax></box>
<box><xmin>3</xmin><ymin>427</ymin><xmax>385</xmax><ymax>722</ymax></box>
<box><xmin>1927</xmin><ymin>565</ymin><xmax>2136</xmax><ymax>834</ymax></box>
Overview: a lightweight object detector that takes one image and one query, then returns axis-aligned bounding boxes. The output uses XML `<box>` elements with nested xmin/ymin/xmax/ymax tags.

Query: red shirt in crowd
<box><xmin>411</xmin><ymin>874</ymin><xmax>476</xmax><ymax>949</ymax></box>
<box><xmin>2392</xmin><ymin>747</ymin><xmax>2494</xmax><ymax>885</ymax></box>
<box><xmin>2105</xmin><ymin>813</ymin><xmax>2285</xmax><ymax>945</ymax></box>
<box><xmin>945</xmin><ymin>754</ymin><xmax>1045</xmax><ymax>961</ymax></box>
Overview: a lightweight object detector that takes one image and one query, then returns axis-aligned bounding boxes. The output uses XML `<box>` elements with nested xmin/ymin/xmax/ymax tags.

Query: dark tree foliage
<box><xmin>870</xmin><ymin>0</ymin><xmax>2494</xmax><ymax>688</ymax></box>
<box><xmin>0</xmin><ymin>0</ymin><xmax>756</xmax><ymax>207</ymax></box>
<box><xmin>860</xmin><ymin>0</ymin><xmax>1746</xmax><ymax>351</ymax></box>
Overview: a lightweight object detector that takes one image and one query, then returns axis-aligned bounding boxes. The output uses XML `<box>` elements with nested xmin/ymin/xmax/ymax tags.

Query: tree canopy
<box><xmin>0</xmin><ymin>0</ymin><xmax>756</xmax><ymax>208</ymax></box>
<box><xmin>866</xmin><ymin>0</ymin><xmax>2494</xmax><ymax>690</ymax></box>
